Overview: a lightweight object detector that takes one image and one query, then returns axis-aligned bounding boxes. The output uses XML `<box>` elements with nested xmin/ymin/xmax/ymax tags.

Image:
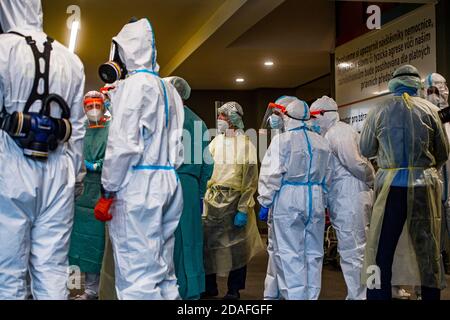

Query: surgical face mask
<box><xmin>217</xmin><ymin>119</ymin><xmax>229</xmax><ymax>134</ymax></box>
<box><xmin>310</xmin><ymin>121</ymin><xmax>321</xmax><ymax>134</ymax></box>
<box><xmin>269</xmin><ymin>114</ymin><xmax>283</xmax><ymax>129</ymax></box>
<box><xmin>428</xmin><ymin>85</ymin><xmax>449</xmax><ymax>108</ymax></box>
<box><xmin>436</xmin><ymin>82</ymin><xmax>449</xmax><ymax>104</ymax></box>
<box><xmin>86</xmin><ymin>108</ymin><xmax>103</xmax><ymax>123</ymax></box>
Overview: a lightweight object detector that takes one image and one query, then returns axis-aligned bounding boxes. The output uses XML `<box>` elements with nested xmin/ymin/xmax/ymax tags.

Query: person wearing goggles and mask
<box><xmin>310</xmin><ymin>96</ymin><xmax>375</xmax><ymax>300</ymax></box>
<box><xmin>425</xmin><ymin>73</ymin><xmax>450</xmax><ymax>281</ymax></box>
<box><xmin>69</xmin><ymin>91</ymin><xmax>110</xmax><ymax>300</ymax></box>
<box><xmin>93</xmin><ymin>18</ymin><xmax>185</xmax><ymax>300</ymax></box>
<box><xmin>258</xmin><ymin>96</ymin><xmax>334</xmax><ymax>300</ymax></box>
<box><xmin>202</xmin><ymin>101</ymin><xmax>263</xmax><ymax>300</ymax></box>
<box><xmin>360</xmin><ymin>65</ymin><xmax>449</xmax><ymax>300</ymax></box>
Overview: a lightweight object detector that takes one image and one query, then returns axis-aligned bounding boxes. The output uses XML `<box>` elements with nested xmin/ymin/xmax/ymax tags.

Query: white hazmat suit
<box><xmin>258</xmin><ymin>96</ymin><xmax>333</xmax><ymax>300</ymax></box>
<box><xmin>100</xmin><ymin>18</ymin><xmax>185</xmax><ymax>300</ymax></box>
<box><xmin>0</xmin><ymin>0</ymin><xmax>85</xmax><ymax>300</ymax></box>
<box><xmin>310</xmin><ymin>96</ymin><xmax>374</xmax><ymax>300</ymax></box>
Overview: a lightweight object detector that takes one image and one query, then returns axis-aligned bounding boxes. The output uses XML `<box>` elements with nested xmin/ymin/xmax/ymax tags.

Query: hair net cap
<box><xmin>218</xmin><ymin>101</ymin><xmax>245</xmax><ymax>129</ymax></box>
<box><xmin>84</xmin><ymin>91</ymin><xmax>105</xmax><ymax>104</ymax></box>
<box><xmin>166</xmin><ymin>76</ymin><xmax>191</xmax><ymax>100</ymax></box>
<box><xmin>425</xmin><ymin>73</ymin><xmax>447</xmax><ymax>89</ymax></box>
<box><xmin>275</xmin><ymin>96</ymin><xmax>310</xmax><ymax>120</ymax></box>
<box><xmin>310</xmin><ymin>96</ymin><xmax>338</xmax><ymax>112</ymax></box>
<box><xmin>388</xmin><ymin>64</ymin><xmax>422</xmax><ymax>93</ymax></box>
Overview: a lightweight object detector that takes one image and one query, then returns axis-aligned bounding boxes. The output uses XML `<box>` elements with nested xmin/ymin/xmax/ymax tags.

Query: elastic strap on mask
<box><xmin>393</xmin><ymin>72</ymin><xmax>421</xmax><ymax>79</ymax></box>
<box><xmin>285</xmin><ymin>113</ymin><xmax>307</xmax><ymax>121</ymax></box>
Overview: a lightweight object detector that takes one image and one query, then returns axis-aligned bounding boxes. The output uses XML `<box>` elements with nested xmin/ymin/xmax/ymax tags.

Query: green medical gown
<box><xmin>69</xmin><ymin>121</ymin><xmax>109</xmax><ymax>273</ymax></box>
<box><xmin>175</xmin><ymin>106</ymin><xmax>213</xmax><ymax>299</ymax></box>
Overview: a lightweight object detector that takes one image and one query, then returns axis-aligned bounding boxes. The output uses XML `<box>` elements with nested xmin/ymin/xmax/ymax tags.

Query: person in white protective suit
<box><xmin>0</xmin><ymin>0</ymin><xmax>86</xmax><ymax>300</ymax></box>
<box><xmin>93</xmin><ymin>18</ymin><xmax>185</xmax><ymax>300</ymax></box>
<box><xmin>425</xmin><ymin>73</ymin><xmax>450</xmax><ymax>281</ymax></box>
<box><xmin>425</xmin><ymin>73</ymin><xmax>450</xmax><ymax>237</ymax></box>
<box><xmin>310</xmin><ymin>96</ymin><xmax>375</xmax><ymax>300</ymax></box>
<box><xmin>258</xmin><ymin>96</ymin><xmax>334</xmax><ymax>300</ymax></box>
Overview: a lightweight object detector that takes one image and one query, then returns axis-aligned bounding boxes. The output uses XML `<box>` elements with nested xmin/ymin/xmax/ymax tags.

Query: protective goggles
<box><xmin>84</xmin><ymin>98</ymin><xmax>104</xmax><ymax>108</ymax></box>
<box><xmin>268</xmin><ymin>102</ymin><xmax>287</xmax><ymax>114</ymax></box>
<box><xmin>310</xmin><ymin>110</ymin><xmax>338</xmax><ymax>118</ymax></box>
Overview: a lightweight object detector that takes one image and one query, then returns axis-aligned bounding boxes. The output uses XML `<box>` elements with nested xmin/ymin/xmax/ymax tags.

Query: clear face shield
<box><xmin>261</xmin><ymin>102</ymin><xmax>288</xmax><ymax>130</ymax></box>
<box><xmin>84</xmin><ymin>98</ymin><xmax>106</xmax><ymax>128</ymax></box>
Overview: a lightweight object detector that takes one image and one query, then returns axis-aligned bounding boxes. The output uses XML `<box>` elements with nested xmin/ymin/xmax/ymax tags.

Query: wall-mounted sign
<box><xmin>335</xmin><ymin>4</ymin><xmax>436</xmax><ymax>130</ymax></box>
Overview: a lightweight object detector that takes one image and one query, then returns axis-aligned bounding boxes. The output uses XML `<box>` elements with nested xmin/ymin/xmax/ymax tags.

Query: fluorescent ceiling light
<box><xmin>68</xmin><ymin>20</ymin><xmax>80</xmax><ymax>53</ymax></box>
<box><xmin>264</xmin><ymin>61</ymin><xmax>274</xmax><ymax>67</ymax></box>
<box><xmin>235</xmin><ymin>78</ymin><xmax>245</xmax><ymax>83</ymax></box>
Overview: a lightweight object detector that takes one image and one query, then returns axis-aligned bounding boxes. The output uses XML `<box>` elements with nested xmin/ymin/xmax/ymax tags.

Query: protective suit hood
<box><xmin>310</xmin><ymin>96</ymin><xmax>340</xmax><ymax>135</ymax></box>
<box><xmin>275</xmin><ymin>96</ymin><xmax>309</xmax><ymax>130</ymax></box>
<box><xmin>113</xmin><ymin>18</ymin><xmax>159</xmax><ymax>74</ymax></box>
<box><xmin>0</xmin><ymin>0</ymin><xmax>43</xmax><ymax>33</ymax></box>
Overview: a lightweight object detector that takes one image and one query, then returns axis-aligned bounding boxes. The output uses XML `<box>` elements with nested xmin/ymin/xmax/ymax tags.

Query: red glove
<box><xmin>94</xmin><ymin>197</ymin><xmax>114</xmax><ymax>222</ymax></box>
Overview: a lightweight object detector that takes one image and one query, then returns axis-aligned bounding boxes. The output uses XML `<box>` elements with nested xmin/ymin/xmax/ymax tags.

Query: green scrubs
<box><xmin>69</xmin><ymin>121</ymin><xmax>109</xmax><ymax>273</ymax></box>
<box><xmin>175</xmin><ymin>106</ymin><xmax>213</xmax><ymax>299</ymax></box>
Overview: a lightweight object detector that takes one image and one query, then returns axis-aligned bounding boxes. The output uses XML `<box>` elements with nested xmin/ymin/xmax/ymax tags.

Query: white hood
<box><xmin>310</xmin><ymin>96</ymin><xmax>340</xmax><ymax>135</ymax></box>
<box><xmin>113</xmin><ymin>18</ymin><xmax>159</xmax><ymax>74</ymax></box>
<box><xmin>0</xmin><ymin>0</ymin><xmax>43</xmax><ymax>33</ymax></box>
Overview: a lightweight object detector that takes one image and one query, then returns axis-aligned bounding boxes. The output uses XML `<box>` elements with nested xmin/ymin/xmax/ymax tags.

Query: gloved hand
<box><xmin>94</xmin><ymin>197</ymin><xmax>114</xmax><ymax>222</ymax></box>
<box><xmin>85</xmin><ymin>160</ymin><xmax>98</xmax><ymax>172</ymax></box>
<box><xmin>234</xmin><ymin>212</ymin><xmax>248</xmax><ymax>228</ymax></box>
<box><xmin>259</xmin><ymin>206</ymin><xmax>269</xmax><ymax>222</ymax></box>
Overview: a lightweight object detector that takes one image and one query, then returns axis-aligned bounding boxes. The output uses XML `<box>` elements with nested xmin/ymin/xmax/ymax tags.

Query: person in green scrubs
<box><xmin>167</xmin><ymin>76</ymin><xmax>214</xmax><ymax>300</ymax></box>
<box><xmin>69</xmin><ymin>90</ymin><xmax>110</xmax><ymax>300</ymax></box>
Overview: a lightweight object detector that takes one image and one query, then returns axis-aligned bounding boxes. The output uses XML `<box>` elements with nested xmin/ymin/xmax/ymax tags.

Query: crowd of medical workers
<box><xmin>1</xmin><ymin>0</ymin><xmax>449</xmax><ymax>301</ymax></box>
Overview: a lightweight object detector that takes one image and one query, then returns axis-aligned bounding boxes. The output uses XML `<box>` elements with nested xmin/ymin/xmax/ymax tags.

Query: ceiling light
<box><xmin>68</xmin><ymin>20</ymin><xmax>80</xmax><ymax>53</ymax></box>
<box><xmin>264</xmin><ymin>61</ymin><xmax>274</xmax><ymax>67</ymax></box>
<box><xmin>235</xmin><ymin>78</ymin><xmax>245</xmax><ymax>83</ymax></box>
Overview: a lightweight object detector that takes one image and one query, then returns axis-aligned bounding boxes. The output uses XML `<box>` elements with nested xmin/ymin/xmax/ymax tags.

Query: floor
<box><xmin>216</xmin><ymin>242</ymin><xmax>450</xmax><ymax>300</ymax></box>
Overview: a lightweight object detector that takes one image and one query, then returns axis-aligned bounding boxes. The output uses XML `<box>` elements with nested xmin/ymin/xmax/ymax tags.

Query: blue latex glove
<box><xmin>234</xmin><ymin>212</ymin><xmax>248</xmax><ymax>228</ymax></box>
<box><xmin>85</xmin><ymin>160</ymin><xmax>96</xmax><ymax>172</ymax></box>
<box><xmin>200</xmin><ymin>198</ymin><xmax>204</xmax><ymax>215</ymax></box>
<box><xmin>259</xmin><ymin>206</ymin><xmax>269</xmax><ymax>222</ymax></box>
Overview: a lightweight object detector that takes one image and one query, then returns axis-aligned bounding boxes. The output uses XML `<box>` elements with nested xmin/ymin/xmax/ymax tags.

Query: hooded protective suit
<box><xmin>310</xmin><ymin>96</ymin><xmax>374</xmax><ymax>300</ymax></box>
<box><xmin>361</xmin><ymin>65</ymin><xmax>449</xmax><ymax>296</ymax></box>
<box><xmin>425</xmin><ymin>73</ymin><xmax>450</xmax><ymax>289</ymax></box>
<box><xmin>0</xmin><ymin>0</ymin><xmax>85</xmax><ymax>300</ymax></box>
<box><xmin>101</xmin><ymin>18</ymin><xmax>184</xmax><ymax>300</ymax></box>
<box><xmin>425</xmin><ymin>74</ymin><xmax>450</xmax><ymax>235</ymax></box>
<box><xmin>258</xmin><ymin>96</ymin><xmax>333</xmax><ymax>300</ymax></box>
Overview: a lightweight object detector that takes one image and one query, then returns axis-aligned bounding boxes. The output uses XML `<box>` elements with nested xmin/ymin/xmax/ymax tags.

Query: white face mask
<box><xmin>217</xmin><ymin>119</ymin><xmax>229</xmax><ymax>134</ymax></box>
<box><xmin>86</xmin><ymin>109</ymin><xmax>103</xmax><ymax>123</ymax></box>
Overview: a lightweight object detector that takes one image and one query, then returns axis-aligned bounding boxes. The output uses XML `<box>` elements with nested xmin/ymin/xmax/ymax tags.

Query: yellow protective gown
<box><xmin>360</xmin><ymin>93</ymin><xmax>449</xmax><ymax>288</ymax></box>
<box><xmin>203</xmin><ymin>132</ymin><xmax>264</xmax><ymax>275</ymax></box>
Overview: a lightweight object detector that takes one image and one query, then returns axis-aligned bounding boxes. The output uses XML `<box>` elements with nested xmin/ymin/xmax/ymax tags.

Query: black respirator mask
<box><xmin>98</xmin><ymin>41</ymin><xmax>127</xmax><ymax>84</ymax></box>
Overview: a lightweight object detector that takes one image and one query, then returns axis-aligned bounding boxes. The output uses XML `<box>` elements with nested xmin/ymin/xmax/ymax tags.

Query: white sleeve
<box><xmin>257</xmin><ymin>134</ymin><xmax>287</xmax><ymax>208</ymax></box>
<box><xmin>327</xmin><ymin>127</ymin><xmax>374</xmax><ymax>186</ymax></box>
<box><xmin>167</xmin><ymin>82</ymin><xmax>184</xmax><ymax>169</ymax></box>
<box><xmin>102</xmin><ymin>80</ymin><xmax>157</xmax><ymax>192</ymax></box>
<box><xmin>67</xmin><ymin>68</ymin><xmax>86</xmax><ymax>179</ymax></box>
